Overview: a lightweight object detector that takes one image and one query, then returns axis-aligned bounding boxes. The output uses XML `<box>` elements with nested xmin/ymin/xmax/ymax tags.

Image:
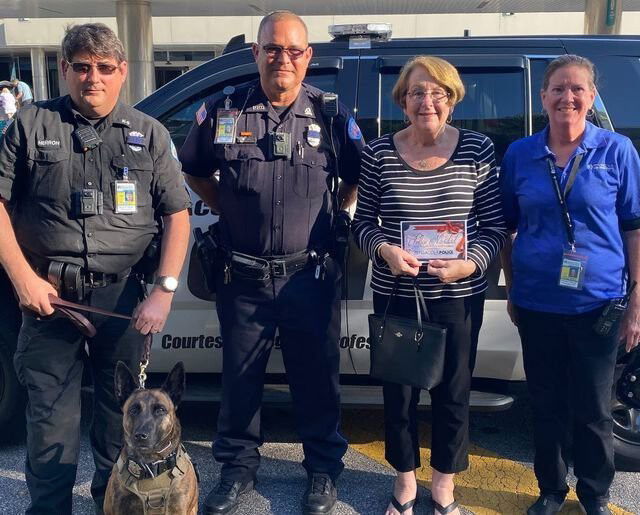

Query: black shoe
<box><xmin>527</xmin><ymin>495</ymin><xmax>565</xmax><ymax>515</ymax></box>
<box><xmin>580</xmin><ymin>500</ymin><xmax>612</xmax><ymax>515</ymax></box>
<box><xmin>302</xmin><ymin>473</ymin><xmax>337</xmax><ymax>515</ymax></box>
<box><xmin>203</xmin><ymin>477</ymin><xmax>254</xmax><ymax>515</ymax></box>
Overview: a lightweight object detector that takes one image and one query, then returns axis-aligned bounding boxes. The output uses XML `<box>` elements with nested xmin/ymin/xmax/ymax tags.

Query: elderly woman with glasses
<box><xmin>352</xmin><ymin>56</ymin><xmax>507</xmax><ymax>515</ymax></box>
<box><xmin>500</xmin><ymin>55</ymin><xmax>640</xmax><ymax>515</ymax></box>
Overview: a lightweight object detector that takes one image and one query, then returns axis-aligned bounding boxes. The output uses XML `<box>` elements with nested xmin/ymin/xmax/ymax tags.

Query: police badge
<box><xmin>306</xmin><ymin>123</ymin><xmax>321</xmax><ymax>148</ymax></box>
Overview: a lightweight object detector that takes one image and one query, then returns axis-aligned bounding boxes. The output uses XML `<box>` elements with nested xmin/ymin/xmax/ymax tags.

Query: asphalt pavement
<box><xmin>0</xmin><ymin>387</ymin><xmax>637</xmax><ymax>514</ymax></box>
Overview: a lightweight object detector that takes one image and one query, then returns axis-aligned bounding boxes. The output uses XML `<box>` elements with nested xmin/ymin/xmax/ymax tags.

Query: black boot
<box><xmin>527</xmin><ymin>494</ymin><xmax>565</xmax><ymax>515</ymax></box>
<box><xmin>302</xmin><ymin>473</ymin><xmax>337</xmax><ymax>515</ymax></box>
<box><xmin>580</xmin><ymin>499</ymin><xmax>612</xmax><ymax>515</ymax></box>
<box><xmin>203</xmin><ymin>477</ymin><xmax>254</xmax><ymax>515</ymax></box>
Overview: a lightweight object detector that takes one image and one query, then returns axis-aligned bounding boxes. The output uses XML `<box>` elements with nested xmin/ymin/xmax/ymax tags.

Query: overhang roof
<box><xmin>1</xmin><ymin>0</ymin><xmax>639</xmax><ymax>18</ymax></box>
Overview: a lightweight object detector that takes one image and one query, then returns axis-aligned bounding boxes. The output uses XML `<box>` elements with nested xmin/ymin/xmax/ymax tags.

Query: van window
<box><xmin>380</xmin><ymin>69</ymin><xmax>525</xmax><ymax>164</ymax></box>
<box><xmin>589</xmin><ymin>55</ymin><xmax>640</xmax><ymax>153</ymax></box>
<box><xmin>158</xmin><ymin>72</ymin><xmax>339</xmax><ymax>150</ymax></box>
<box><xmin>530</xmin><ymin>58</ymin><xmax>551</xmax><ymax>134</ymax></box>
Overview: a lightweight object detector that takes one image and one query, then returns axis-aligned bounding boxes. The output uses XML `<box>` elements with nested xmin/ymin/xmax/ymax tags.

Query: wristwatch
<box><xmin>155</xmin><ymin>276</ymin><xmax>179</xmax><ymax>293</ymax></box>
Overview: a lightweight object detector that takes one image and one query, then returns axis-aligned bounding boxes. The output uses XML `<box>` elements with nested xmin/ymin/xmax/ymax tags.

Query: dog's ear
<box><xmin>161</xmin><ymin>361</ymin><xmax>185</xmax><ymax>407</ymax></box>
<box><xmin>114</xmin><ymin>361</ymin><xmax>139</xmax><ymax>407</ymax></box>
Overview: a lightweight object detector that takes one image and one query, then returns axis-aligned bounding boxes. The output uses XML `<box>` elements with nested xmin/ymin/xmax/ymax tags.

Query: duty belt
<box><xmin>32</xmin><ymin>258</ymin><xmax>129</xmax><ymax>288</ymax></box>
<box><xmin>230</xmin><ymin>250</ymin><xmax>312</xmax><ymax>278</ymax></box>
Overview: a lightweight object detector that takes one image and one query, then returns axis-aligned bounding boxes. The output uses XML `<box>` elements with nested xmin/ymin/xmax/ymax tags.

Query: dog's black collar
<box><xmin>126</xmin><ymin>448</ymin><xmax>179</xmax><ymax>480</ymax></box>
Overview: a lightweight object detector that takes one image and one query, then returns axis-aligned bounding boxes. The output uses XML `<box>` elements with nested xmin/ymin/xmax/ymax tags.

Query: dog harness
<box><xmin>115</xmin><ymin>444</ymin><xmax>194</xmax><ymax>514</ymax></box>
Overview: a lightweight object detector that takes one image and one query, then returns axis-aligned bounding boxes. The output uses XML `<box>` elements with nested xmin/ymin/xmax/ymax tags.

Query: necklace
<box><xmin>416</xmin><ymin>158</ymin><xmax>430</xmax><ymax>169</ymax></box>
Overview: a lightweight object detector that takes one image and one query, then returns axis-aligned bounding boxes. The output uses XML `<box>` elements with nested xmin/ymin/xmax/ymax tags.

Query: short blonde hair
<box><xmin>392</xmin><ymin>56</ymin><xmax>465</xmax><ymax>109</ymax></box>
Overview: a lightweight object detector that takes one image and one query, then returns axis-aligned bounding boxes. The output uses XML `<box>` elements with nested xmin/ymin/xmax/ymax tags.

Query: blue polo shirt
<box><xmin>500</xmin><ymin>122</ymin><xmax>640</xmax><ymax>314</ymax></box>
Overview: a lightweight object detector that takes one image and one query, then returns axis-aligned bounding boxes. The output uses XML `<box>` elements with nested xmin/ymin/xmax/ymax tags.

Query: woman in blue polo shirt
<box><xmin>500</xmin><ymin>55</ymin><xmax>640</xmax><ymax>515</ymax></box>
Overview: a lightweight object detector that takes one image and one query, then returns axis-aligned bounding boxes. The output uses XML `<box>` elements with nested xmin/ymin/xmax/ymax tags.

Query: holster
<box><xmin>193</xmin><ymin>223</ymin><xmax>227</xmax><ymax>294</ymax></box>
<box><xmin>47</xmin><ymin>261</ymin><xmax>84</xmax><ymax>301</ymax></box>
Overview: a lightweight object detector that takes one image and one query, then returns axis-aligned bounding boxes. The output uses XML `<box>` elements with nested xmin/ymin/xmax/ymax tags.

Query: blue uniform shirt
<box><xmin>179</xmin><ymin>80</ymin><xmax>363</xmax><ymax>256</ymax></box>
<box><xmin>500</xmin><ymin>122</ymin><xmax>640</xmax><ymax>314</ymax></box>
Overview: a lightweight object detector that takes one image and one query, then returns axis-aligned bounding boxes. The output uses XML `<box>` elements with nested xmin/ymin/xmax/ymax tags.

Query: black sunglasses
<box><xmin>66</xmin><ymin>61</ymin><xmax>119</xmax><ymax>75</ymax></box>
<box><xmin>261</xmin><ymin>44</ymin><xmax>308</xmax><ymax>60</ymax></box>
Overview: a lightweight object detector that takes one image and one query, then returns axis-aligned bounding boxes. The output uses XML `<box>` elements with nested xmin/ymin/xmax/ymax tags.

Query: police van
<box><xmin>2</xmin><ymin>24</ymin><xmax>640</xmax><ymax>469</ymax></box>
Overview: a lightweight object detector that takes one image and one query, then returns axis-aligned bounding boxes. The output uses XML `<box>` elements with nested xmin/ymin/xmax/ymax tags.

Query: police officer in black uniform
<box><xmin>0</xmin><ymin>24</ymin><xmax>191</xmax><ymax>514</ymax></box>
<box><xmin>179</xmin><ymin>10</ymin><xmax>363</xmax><ymax>515</ymax></box>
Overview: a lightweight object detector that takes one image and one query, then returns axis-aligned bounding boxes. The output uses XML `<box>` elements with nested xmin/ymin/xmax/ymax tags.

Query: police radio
<box><xmin>320</xmin><ymin>93</ymin><xmax>339</xmax><ymax>118</ymax></box>
<box><xmin>594</xmin><ymin>280</ymin><xmax>637</xmax><ymax>336</ymax></box>
<box><xmin>73</xmin><ymin>125</ymin><xmax>102</xmax><ymax>152</ymax></box>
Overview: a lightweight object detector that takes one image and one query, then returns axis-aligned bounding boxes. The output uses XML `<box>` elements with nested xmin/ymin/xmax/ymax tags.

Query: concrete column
<box><xmin>116</xmin><ymin>0</ymin><xmax>155</xmax><ymax>105</ymax></box>
<box><xmin>30</xmin><ymin>47</ymin><xmax>48</xmax><ymax>101</ymax></box>
<box><xmin>57</xmin><ymin>51</ymin><xmax>69</xmax><ymax>97</ymax></box>
<box><xmin>584</xmin><ymin>0</ymin><xmax>622</xmax><ymax>35</ymax></box>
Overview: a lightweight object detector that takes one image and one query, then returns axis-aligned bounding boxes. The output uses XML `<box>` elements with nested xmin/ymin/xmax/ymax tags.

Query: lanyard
<box><xmin>546</xmin><ymin>153</ymin><xmax>584</xmax><ymax>252</ymax></box>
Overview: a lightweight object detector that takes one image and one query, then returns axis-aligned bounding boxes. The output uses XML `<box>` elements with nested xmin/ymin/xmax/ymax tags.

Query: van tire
<box><xmin>0</xmin><ymin>340</ymin><xmax>26</xmax><ymax>443</ymax></box>
<box><xmin>613</xmin><ymin>356</ymin><xmax>640</xmax><ymax>471</ymax></box>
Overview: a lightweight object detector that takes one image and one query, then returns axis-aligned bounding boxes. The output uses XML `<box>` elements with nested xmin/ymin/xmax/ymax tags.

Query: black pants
<box><xmin>214</xmin><ymin>258</ymin><xmax>347</xmax><ymax>482</ymax></box>
<box><xmin>515</xmin><ymin>305</ymin><xmax>619</xmax><ymax>504</ymax></box>
<box><xmin>373</xmin><ymin>292</ymin><xmax>485</xmax><ymax>474</ymax></box>
<box><xmin>13</xmin><ymin>276</ymin><xmax>143</xmax><ymax>515</ymax></box>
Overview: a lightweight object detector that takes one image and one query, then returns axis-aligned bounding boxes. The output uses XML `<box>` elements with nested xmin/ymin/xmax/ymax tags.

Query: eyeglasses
<box><xmin>261</xmin><ymin>44</ymin><xmax>308</xmax><ymax>60</ymax></box>
<box><xmin>406</xmin><ymin>89</ymin><xmax>450</xmax><ymax>104</ymax></box>
<box><xmin>547</xmin><ymin>85</ymin><xmax>591</xmax><ymax>97</ymax></box>
<box><xmin>66</xmin><ymin>61</ymin><xmax>119</xmax><ymax>75</ymax></box>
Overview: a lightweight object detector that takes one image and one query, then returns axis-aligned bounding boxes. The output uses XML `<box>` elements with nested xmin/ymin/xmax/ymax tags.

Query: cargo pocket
<box><xmin>223</xmin><ymin>145</ymin><xmax>266</xmax><ymax>194</ymax></box>
<box><xmin>292</xmin><ymin>149</ymin><xmax>329</xmax><ymax>198</ymax></box>
<box><xmin>27</xmin><ymin>148</ymin><xmax>70</xmax><ymax>201</ymax></box>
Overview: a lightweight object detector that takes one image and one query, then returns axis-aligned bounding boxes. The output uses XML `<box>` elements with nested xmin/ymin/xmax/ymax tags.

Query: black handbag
<box><xmin>368</xmin><ymin>277</ymin><xmax>447</xmax><ymax>390</ymax></box>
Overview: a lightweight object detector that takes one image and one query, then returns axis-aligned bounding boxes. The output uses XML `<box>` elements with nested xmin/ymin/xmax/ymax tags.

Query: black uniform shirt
<box><xmin>179</xmin><ymin>81</ymin><xmax>363</xmax><ymax>256</ymax></box>
<box><xmin>0</xmin><ymin>95</ymin><xmax>191</xmax><ymax>274</ymax></box>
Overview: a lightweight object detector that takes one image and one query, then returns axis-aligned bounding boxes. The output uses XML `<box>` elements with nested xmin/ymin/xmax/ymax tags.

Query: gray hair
<box><xmin>257</xmin><ymin>10</ymin><xmax>308</xmax><ymax>44</ymax></box>
<box><xmin>61</xmin><ymin>23</ymin><xmax>126</xmax><ymax>64</ymax></box>
<box><xmin>542</xmin><ymin>54</ymin><xmax>597</xmax><ymax>91</ymax></box>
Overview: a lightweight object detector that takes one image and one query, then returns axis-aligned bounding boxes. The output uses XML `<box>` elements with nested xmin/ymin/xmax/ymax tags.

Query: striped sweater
<box><xmin>352</xmin><ymin>129</ymin><xmax>507</xmax><ymax>298</ymax></box>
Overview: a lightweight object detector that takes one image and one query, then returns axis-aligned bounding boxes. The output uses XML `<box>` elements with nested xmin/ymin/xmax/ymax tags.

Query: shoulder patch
<box><xmin>196</xmin><ymin>102</ymin><xmax>207</xmax><ymax>126</ymax></box>
<box><xmin>347</xmin><ymin>117</ymin><xmax>362</xmax><ymax>141</ymax></box>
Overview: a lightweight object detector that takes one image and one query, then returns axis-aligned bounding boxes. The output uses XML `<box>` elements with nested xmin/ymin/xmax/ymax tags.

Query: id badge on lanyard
<box><xmin>114</xmin><ymin>166</ymin><xmax>137</xmax><ymax>214</ymax></box>
<box><xmin>559</xmin><ymin>250</ymin><xmax>588</xmax><ymax>290</ymax></box>
<box><xmin>214</xmin><ymin>108</ymin><xmax>238</xmax><ymax>144</ymax></box>
<box><xmin>547</xmin><ymin>155</ymin><xmax>587</xmax><ymax>290</ymax></box>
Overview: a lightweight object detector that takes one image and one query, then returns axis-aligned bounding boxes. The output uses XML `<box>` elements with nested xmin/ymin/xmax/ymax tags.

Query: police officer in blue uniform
<box><xmin>0</xmin><ymin>24</ymin><xmax>191</xmax><ymax>514</ymax></box>
<box><xmin>179</xmin><ymin>10</ymin><xmax>363</xmax><ymax>515</ymax></box>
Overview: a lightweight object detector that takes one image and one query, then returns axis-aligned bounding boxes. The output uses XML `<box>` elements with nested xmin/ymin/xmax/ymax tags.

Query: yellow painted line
<box><xmin>342</xmin><ymin>410</ymin><xmax>633</xmax><ymax>515</ymax></box>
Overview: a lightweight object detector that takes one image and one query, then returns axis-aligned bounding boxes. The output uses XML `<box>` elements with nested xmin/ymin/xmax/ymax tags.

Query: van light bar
<box><xmin>329</xmin><ymin>23</ymin><xmax>392</xmax><ymax>40</ymax></box>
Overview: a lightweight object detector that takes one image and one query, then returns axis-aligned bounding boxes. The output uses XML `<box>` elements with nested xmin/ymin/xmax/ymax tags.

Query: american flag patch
<box><xmin>195</xmin><ymin>102</ymin><xmax>207</xmax><ymax>126</ymax></box>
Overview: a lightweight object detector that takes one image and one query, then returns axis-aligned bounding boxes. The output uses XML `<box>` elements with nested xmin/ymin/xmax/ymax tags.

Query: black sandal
<box><xmin>432</xmin><ymin>499</ymin><xmax>459</xmax><ymax>514</ymax></box>
<box><xmin>390</xmin><ymin>495</ymin><xmax>417</xmax><ymax>513</ymax></box>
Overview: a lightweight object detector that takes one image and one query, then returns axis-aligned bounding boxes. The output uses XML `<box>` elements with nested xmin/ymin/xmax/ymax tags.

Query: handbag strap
<box><xmin>382</xmin><ymin>277</ymin><xmax>431</xmax><ymax>342</ymax></box>
<box><xmin>381</xmin><ymin>276</ymin><xmax>401</xmax><ymax>322</ymax></box>
<box><xmin>412</xmin><ymin>278</ymin><xmax>430</xmax><ymax>321</ymax></box>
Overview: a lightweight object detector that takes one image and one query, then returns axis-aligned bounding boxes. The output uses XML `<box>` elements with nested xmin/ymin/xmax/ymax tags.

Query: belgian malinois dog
<box><xmin>104</xmin><ymin>361</ymin><xmax>198</xmax><ymax>514</ymax></box>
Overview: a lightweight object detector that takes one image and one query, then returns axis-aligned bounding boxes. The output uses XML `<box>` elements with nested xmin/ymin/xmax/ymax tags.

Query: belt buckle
<box><xmin>87</xmin><ymin>272</ymin><xmax>108</xmax><ymax>288</ymax></box>
<box><xmin>271</xmin><ymin>260</ymin><xmax>287</xmax><ymax>277</ymax></box>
